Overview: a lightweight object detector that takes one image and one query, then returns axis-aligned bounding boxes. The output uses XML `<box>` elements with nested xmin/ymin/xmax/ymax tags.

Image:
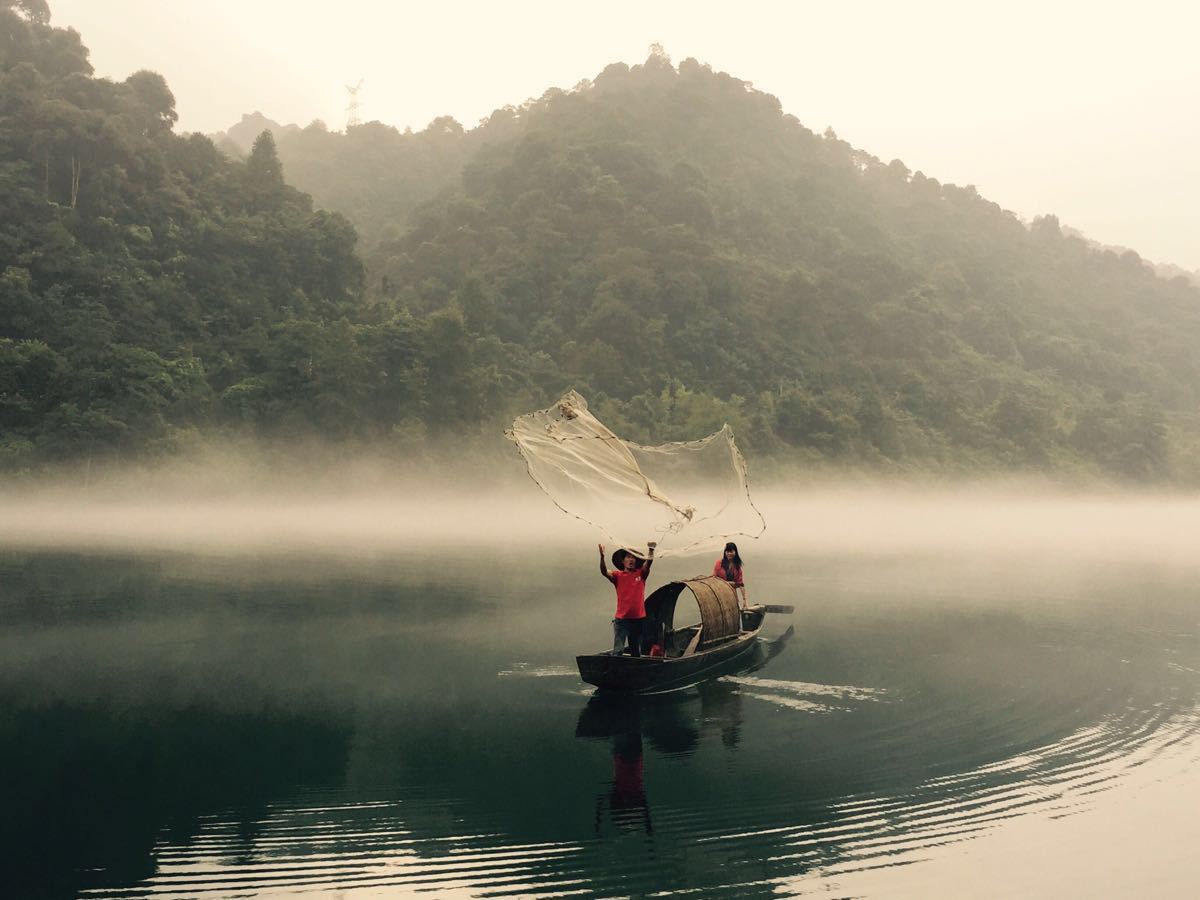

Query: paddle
<box><xmin>761</xmin><ymin>604</ymin><xmax>795</xmax><ymax>614</ymax></box>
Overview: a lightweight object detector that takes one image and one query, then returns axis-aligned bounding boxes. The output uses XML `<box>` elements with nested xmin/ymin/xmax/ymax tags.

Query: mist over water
<box><xmin>2</xmin><ymin>471</ymin><xmax>1199</xmax><ymax>896</ymax></box>
<box><xmin>5</xmin><ymin>469</ymin><xmax>1200</xmax><ymax>566</ymax></box>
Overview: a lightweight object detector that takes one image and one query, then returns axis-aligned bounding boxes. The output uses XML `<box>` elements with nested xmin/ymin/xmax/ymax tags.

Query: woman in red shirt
<box><xmin>599</xmin><ymin>541</ymin><xmax>655</xmax><ymax>656</ymax></box>
<box><xmin>712</xmin><ymin>542</ymin><xmax>745</xmax><ymax>603</ymax></box>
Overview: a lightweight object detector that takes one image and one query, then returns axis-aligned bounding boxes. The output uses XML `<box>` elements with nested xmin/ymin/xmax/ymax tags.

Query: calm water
<box><xmin>2</xmin><ymin>538</ymin><xmax>1199</xmax><ymax>898</ymax></box>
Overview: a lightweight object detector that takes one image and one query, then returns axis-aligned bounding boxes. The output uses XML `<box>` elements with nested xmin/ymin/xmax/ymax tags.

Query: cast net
<box><xmin>506</xmin><ymin>391</ymin><xmax>765</xmax><ymax>558</ymax></box>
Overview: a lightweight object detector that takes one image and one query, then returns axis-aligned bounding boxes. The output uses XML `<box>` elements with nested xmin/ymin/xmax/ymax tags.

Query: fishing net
<box><xmin>506</xmin><ymin>391</ymin><xmax>765</xmax><ymax>558</ymax></box>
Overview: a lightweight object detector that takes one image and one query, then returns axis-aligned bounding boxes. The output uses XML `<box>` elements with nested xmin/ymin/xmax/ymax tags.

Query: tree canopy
<box><xmin>0</xmin><ymin>3</ymin><xmax>365</xmax><ymax>466</ymax></box>
<box><xmin>4</xmin><ymin>6</ymin><xmax>1200</xmax><ymax>483</ymax></box>
<box><xmin>272</xmin><ymin>54</ymin><xmax>1198</xmax><ymax>481</ymax></box>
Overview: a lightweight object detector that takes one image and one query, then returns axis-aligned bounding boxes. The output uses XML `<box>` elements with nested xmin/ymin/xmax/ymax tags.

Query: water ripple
<box><xmin>70</xmin><ymin>693</ymin><xmax>1200</xmax><ymax>899</ymax></box>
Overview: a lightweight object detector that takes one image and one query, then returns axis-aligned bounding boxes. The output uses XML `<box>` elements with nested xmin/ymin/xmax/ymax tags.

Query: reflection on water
<box><xmin>1</xmin><ymin>545</ymin><xmax>1198</xmax><ymax>897</ymax></box>
<box><xmin>0</xmin><ymin>703</ymin><xmax>350</xmax><ymax>899</ymax></box>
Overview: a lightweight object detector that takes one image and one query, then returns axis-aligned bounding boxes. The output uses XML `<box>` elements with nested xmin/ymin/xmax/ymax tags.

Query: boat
<box><xmin>576</xmin><ymin>576</ymin><xmax>793</xmax><ymax>693</ymax></box>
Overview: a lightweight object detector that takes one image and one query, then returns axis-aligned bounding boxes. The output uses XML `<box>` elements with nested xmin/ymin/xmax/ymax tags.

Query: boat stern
<box><xmin>576</xmin><ymin>653</ymin><xmax>665</xmax><ymax>691</ymax></box>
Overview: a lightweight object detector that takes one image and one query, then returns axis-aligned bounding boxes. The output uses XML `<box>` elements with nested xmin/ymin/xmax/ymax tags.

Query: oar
<box><xmin>762</xmin><ymin>604</ymin><xmax>794</xmax><ymax>614</ymax></box>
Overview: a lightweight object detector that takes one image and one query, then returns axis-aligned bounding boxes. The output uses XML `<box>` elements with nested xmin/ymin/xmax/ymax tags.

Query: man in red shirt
<box><xmin>599</xmin><ymin>541</ymin><xmax>656</xmax><ymax>656</ymax></box>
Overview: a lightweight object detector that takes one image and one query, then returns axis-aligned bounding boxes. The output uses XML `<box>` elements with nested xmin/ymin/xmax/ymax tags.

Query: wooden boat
<box><xmin>577</xmin><ymin>576</ymin><xmax>790</xmax><ymax>693</ymax></box>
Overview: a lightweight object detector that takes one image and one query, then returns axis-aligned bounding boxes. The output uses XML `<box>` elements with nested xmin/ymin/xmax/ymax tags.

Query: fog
<box><xmin>6</xmin><ymin>457</ymin><xmax>1199</xmax><ymax>897</ymax></box>
<box><xmin>5</xmin><ymin>460</ymin><xmax>1200</xmax><ymax>569</ymax></box>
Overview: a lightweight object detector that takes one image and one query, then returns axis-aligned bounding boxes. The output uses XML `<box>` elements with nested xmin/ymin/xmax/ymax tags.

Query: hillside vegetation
<box><xmin>4</xmin><ymin>4</ymin><xmax>1200</xmax><ymax>482</ymax></box>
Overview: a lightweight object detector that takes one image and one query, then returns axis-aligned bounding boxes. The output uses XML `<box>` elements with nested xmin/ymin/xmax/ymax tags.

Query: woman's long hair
<box><xmin>722</xmin><ymin>541</ymin><xmax>743</xmax><ymax>573</ymax></box>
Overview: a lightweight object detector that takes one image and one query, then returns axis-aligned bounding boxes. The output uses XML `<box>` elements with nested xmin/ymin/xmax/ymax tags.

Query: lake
<box><xmin>1</xmin><ymin>488</ymin><xmax>1198</xmax><ymax>897</ymax></box>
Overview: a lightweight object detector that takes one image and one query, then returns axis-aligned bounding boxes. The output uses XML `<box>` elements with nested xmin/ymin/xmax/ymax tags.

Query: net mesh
<box><xmin>506</xmin><ymin>391</ymin><xmax>766</xmax><ymax>558</ymax></box>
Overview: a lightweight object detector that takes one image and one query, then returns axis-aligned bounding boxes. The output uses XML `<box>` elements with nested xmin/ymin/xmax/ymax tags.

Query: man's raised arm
<box><xmin>641</xmin><ymin>541</ymin><xmax>656</xmax><ymax>579</ymax></box>
<box><xmin>599</xmin><ymin>544</ymin><xmax>615</xmax><ymax>583</ymax></box>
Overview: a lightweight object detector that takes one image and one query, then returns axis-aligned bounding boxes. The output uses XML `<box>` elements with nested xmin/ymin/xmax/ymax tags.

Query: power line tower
<box><xmin>345</xmin><ymin>79</ymin><xmax>364</xmax><ymax>129</ymax></box>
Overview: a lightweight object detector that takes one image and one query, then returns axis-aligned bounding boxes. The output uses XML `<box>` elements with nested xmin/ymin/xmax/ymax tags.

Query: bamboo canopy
<box><xmin>645</xmin><ymin>576</ymin><xmax>741</xmax><ymax>647</ymax></box>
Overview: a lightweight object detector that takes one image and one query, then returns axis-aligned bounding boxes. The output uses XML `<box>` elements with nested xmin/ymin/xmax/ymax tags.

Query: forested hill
<box><xmin>263</xmin><ymin>49</ymin><xmax>1200</xmax><ymax>481</ymax></box>
<box><xmin>0</xmin><ymin>1</ymin><xmax>366</xmax><ymax>469</ymax></box>
<box><xmin>4</xmin><ymin>4</ymin><xmax>1200</xmax><ymax>482</ymax></box>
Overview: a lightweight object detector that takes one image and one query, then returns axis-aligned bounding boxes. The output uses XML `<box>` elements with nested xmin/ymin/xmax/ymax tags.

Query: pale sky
<box><xmin>50</xmin><ymin>0</ymin><xmax>1200</xmax><ymax>270</ymax></box>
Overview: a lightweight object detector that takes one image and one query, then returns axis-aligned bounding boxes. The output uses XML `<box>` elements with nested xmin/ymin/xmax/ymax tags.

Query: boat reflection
<box><xmin>577</xmin><ymin>627</ymin><xmax>793</xmax><ymax>836</ymax></box>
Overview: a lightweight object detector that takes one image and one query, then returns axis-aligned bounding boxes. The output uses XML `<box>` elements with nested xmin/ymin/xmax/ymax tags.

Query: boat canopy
<box><xmin>644</xmin><ymin>576</ymin><xmax>741</xmax><ymax>647</ymax></box>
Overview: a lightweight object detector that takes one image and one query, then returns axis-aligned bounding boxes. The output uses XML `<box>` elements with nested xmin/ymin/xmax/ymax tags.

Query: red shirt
<box><xmin>612</xmin><ymin>752</ymin><xmax>645</xmax><ymax>803</ymax></box>
<box><xmin>712</xmin><ymin>559</ymin><xmax>744</xmax><ymax>585</ymax></box>
<box><xmin>610</xmin><ymin>568</ymin><xmax>647</xmax><ymax>619</ymax></box>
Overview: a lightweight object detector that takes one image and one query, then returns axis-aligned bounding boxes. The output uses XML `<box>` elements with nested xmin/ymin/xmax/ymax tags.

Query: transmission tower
<box><xmin>345</xmin><ymin>79</ymin><xmax>364</xmax><ymax>129</ymax></box>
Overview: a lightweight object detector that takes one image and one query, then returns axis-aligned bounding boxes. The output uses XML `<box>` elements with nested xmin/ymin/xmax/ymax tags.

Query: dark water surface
<box><xmin>1</xmin><ymin>545</ymin><xmax>1198</xmax><ymax>898</ymax></box>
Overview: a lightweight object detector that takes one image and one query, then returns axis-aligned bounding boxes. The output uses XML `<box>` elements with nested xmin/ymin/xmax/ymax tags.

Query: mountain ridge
<box><xmin>211</xmin><ymin>60</ymin><xmax>1200</xmax><ymax>283</ymax></box>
